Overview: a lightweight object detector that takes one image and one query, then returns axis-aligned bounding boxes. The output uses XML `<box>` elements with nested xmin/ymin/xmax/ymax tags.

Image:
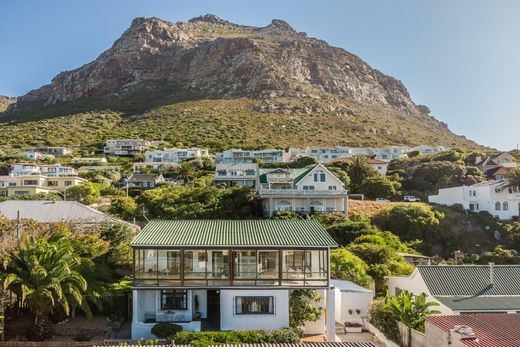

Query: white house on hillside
<box><xmin>387</xmin><ymin>265</ymin><xmax>520</xmax><ymax>315</ymax></box>
<box><xmin>214</xmin><ymin>163</ymin><xmax>258</xmax><ymax>188</ymax></box>
<box><xmin>428</xmin><ymin>180</ymin><xmax>520</xmax><ymax>220</ymax></box>
<box><xmin>331</xmin><ymin>158</ymin><xmax>389</xmax><ymax>176</ymax></box>
<box><xmin>257</xmin><ymin>164</ymin><xmax>348</xmax><ymax>216</ymax></box>
<box><xmin>216</xmin><ymin>149</ymin><xmax>289</xmax><ymax>164</ymax></box>
<box><xmin>130</xmin><ymin>219</ymin><xmax>338</xmax><ymax>340</ymax></box>
<box><xmin>145</xmin><ymin>148</ymin><xmax>209</xmax><ymax>163</ymax></box>
<box><xmin>104</xmin><ymin>139</ymin><xmax>151</xmax><ymax>156</ymax></box>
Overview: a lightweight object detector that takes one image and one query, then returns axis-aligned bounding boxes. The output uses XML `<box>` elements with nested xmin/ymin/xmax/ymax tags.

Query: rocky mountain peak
<box><xmin>188</xmin><ymin>14</ymin><xmax>232</xmax><ymax>25</ymax></box>
<box><xmin>8</xmin><ymin>15</ymin><xmax>427</xmax><ymax>117</ymax></box>
<box><xmin>261</xmin><ymin>19</ymin><xmax>296</xmax><ymax>34</ymax></box>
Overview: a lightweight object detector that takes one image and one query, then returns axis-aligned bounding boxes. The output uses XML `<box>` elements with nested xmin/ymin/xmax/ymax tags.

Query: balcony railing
<box><xmin>259</xmin><ymin>187</ymin><xmax>347</xmax><ymax>196</ymax></box>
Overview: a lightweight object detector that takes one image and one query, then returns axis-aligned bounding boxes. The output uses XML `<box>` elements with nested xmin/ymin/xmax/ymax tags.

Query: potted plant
<box><xmin>194</xmin><ymin>295</ymin><xmax>201</xmax><ymax>320</ymax></box>
<box><xmin>344</xmin><ymin>321</ymin><xmax>363</xmax><ymax>333</ymax></box>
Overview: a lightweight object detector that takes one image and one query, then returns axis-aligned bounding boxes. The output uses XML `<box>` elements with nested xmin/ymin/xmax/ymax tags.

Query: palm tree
<box><xmin>176</xmin><ymin>162</ymin><xmax>197</xmax><ymax>185</ymax></box>
<box><xmin>348</xmin><ymin>156</ymin><xmax>378</xmax><ymax>192</ymax></box>
<box><xmin>384</xmin><ymin>290</ymin><xmax>440</xmax><ymax>332</ymax></box>
<box><xmin>1</xmin><ymin>232</ymin><xmax>88</xmax><ymax>340</ymax></box>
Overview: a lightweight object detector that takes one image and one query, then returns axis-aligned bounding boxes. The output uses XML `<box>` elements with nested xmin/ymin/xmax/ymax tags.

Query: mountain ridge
<box><xmin>1</xmin><ymin>15</ymin><xmax>482</xmax><ymax>150</ymax></box>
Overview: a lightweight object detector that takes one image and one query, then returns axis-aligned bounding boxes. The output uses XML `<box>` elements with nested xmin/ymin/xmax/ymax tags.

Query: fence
<box><xmin>397</xmin><ymin>321</ymin><xmax>426</xmax><ymax>347</ymax></box>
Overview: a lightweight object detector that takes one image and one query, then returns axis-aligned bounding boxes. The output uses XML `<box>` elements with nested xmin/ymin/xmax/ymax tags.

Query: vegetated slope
<box><xmin>351</xmin><ymin>200</ymin><xmax>497</xmax><ymax>255</ymax></box>
<box><xmin>1</xmin><ymin>15</ymin><xmax>481</xmax><ymax>150</ymax></box>
<box><xmin>0</xmin><ymin>99</ymin><xmax>482</xmax><ymax>150</ymax></box>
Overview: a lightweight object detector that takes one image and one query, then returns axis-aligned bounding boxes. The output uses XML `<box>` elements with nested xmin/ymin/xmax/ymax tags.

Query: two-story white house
<box><xmin>331</xmin><ymin>158</ymin><xmax>389</xmax><ymax>176</ymax></box>
<box><xmin>130</xmin><ymin>219</ymin><xmax>338</xmax><ymax>340</ymax></box>
<box><xmin>257</xmin><ymin>164</ymin><xmax>348</xmax><ymax>217</ymax></box>
<box><xmin>428</xmin><ymin>180</ymin><xmax>520</xmax><ymax>220</ymax></box>
<box><xmin>9</xmin><ymin>163</ymin><xmax>76</xmax><ymax>177</ymax></box>
<box><xmin>145</xmin><ymin>148</ymin><xmax>209</xmax><ymax>163</ymax></box>
<box><xmin>214</xmin><ymin>163</ymin><xmax>258</xmax><ymax>189</ymax></box>
<box><xmin>104</xmin><ymin>139</ymin><xmax>151</xmax><ymax>156</ymax></box>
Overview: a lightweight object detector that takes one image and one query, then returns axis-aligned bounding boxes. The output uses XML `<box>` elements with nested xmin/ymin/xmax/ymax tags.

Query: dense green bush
<box><xmin>174</xmin><ymin>328</ymin><xmax>300</xmax><ymax>346</ymax></box>
<box><xmin>357</xmin><ymin>175</ymin><xmax>401</xmax><ymax>199</ymax></box>
<box><xmin>151</xmin><ymin>322</ymin><xmax>182</xmax><ymax>338</ymax></box>
<box><xmin>369</xmin><ymin>299</ymin><xmax>399</xmax><ymax>343</ymax></box>
<box><xmin>330</xmin><ymin>247</ymin><xmax>372</xmax><ymax>287</ymax></box>
<box><xmin>326</xmin><ymin>219</ymin><xmax>379</xmax><ymax>246</ymax></box>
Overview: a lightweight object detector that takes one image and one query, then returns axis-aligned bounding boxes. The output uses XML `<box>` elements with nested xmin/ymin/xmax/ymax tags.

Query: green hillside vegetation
<box><xmin>0</xmin><ymin>96</ymin><xmax>483</xmax><ymax>151</ymax></box>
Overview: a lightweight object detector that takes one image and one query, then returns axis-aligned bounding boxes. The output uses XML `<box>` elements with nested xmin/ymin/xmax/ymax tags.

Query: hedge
<box><xmin>174</xmin><ymin>328</ymin><xmax>301</xmax><ymax>346</ymax></box>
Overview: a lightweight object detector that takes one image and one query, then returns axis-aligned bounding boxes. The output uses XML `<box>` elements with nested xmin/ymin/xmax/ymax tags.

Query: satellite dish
<box><xmin>494</xmin><ymin>230</ymin><xmax>501</xmax><ymax>240</ymax></box>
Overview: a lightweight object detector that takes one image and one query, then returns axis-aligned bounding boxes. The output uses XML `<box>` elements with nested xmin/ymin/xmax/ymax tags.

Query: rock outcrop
<box><xmin>10</xmin><ymin>15</ymin><xmax>425</xmax><ymax>116</ymax></box>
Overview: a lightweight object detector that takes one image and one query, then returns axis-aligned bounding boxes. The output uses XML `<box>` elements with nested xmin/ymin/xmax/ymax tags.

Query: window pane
<box><xmin>234</xmin><ymin>250</ymin><xmax>256</xmax><ymax>279</ymax></box>
<box><xmin>209</xmin><ymin>250</ymin><xmax>230</xmax><ymax>279</ymax></box>
<box><xmin>184</xmin><ymin>250</ymin><xmax>206</xmax><ymax>279</ymax></box>
<box><xmin>258</xmin><ymin>251</ymin><xmax>279</xmax><ymax>279</ymax></box>
<box><xmin>235</xmin><ymin>296</ymin><xmax>274</xmax><ymax>315</ymax></box>
<box><xmin>158</xmin><ymin>250</ymin><xmax>180</xmax><ymax>278</ymax></box>
<box><xmin>161</xmin><ymin>290</ymin><xmax>188</xmax><ymax>310</ymax></box>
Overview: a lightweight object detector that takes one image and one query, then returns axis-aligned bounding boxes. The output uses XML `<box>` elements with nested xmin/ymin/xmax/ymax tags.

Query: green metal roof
<box><xmin>435</xmin><ymin>296</ymin><xmax>520</xmax><ymax>312</ymax></box>
<box><xmin>258</xmin><ymin>165</ymin><xmax>316</xmax><ymax>185</ymax></box>
<box><xmin>131</xmin><ymin>219</ymin><xmax>338</xmax><ymax>248</ymax></box>
<box><xmin>418</xmin><ymin>265</ymin><xmax>520</xmax><ymax>311</ymax></box>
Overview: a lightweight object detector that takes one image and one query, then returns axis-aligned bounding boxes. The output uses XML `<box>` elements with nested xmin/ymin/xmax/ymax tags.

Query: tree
<box><xmin>357</xmin><ymin>176</ymin><xmax>401</xmax><ymax>199</ymax></box>
<box><xmin>108</xmin><ymin>196</ymin><xmax>138</xmax><ymax>219</ymax></box>
<box><xmin>347</xmin><ymin>156</ymin><xmax>379</xmax><ymax>192</ymax></box>
<box><xmin>330</xmin><ymin>248</ymin><xmax>372</xmax><ymax>287</ymax></box>
<box><xmin>384</xmin><ymin>291</ymin><xmax>440</xmax><ymax>332</ymax></box>
<box><xmin>289</xmin><ymin>290</ymin><xmax>324</xmax><ymax>330</ymax></box>
<box><xmin>175</xmin><ymin>162</ymin><xmax>198</xmax><ymax>185</ymax></box>
<box><xmin>508</xmin><ymin>168</ymin><xmax>520</xmax><ymax>189</ymax></box>
<box><xmin>326</xmin><ymin>219</ymin><xmax>379</xmax><ymax>246</ymax></box>
<box><xmin>1</xmin><ymin>232</ymin><xmax>88</xmax><ymax>340</ymax></box>
<box><xmin>66</xmin><ymin>182</ymin><xmax>100</xmax><ymax>204</ymax></box>
<box><xmin>326</xmin><ymin>167</ymin><xmax>351</xmax><ymax>189</ymax></box>
<box><xmin>373</xmin><ymin>204</ymin><xmax>444</xmax><ymax>243</ymax></box>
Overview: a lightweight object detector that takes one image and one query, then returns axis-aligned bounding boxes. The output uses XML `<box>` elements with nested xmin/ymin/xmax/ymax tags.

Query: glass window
<box><xmin>161</xmin><ymin>290</ymin><xmax>188</xmax><ymax>310</ymax></box>
<box><xmin>503</xmin><ymin>202</ymin><xmax>509</xmax><ymax>211</ymax></box>
<box><xmin>184</xmin><ymin>250</ymin><xmax>206</xmax><ymax>279</ymax></box>
<box><xmin>158</xmin><ymin>250</ymin><xmax>180</xmax><ymax>278</ymax></box>
<box><xmin>234</xmin><ymin>250</ymin><xmax>257</xmax><ymax>279</ymax></box>
<box><xmin>23</xmin><ymin>180</ymin><xmax>39</xmax><ymax>185</ymax></box>
<box><xmin>64</xmin><ymin>181</ymin><xmax>72</xmax><ymax>186</ymax></box>
<box><xmin>258</xmin><ymin>251</ymin><xmax>279</xmax><ymax>279</ymax></box>
<box><xmin>47</xmin><ymin>181</ymin><xmax>58</xmax><ymax>187</ymax></box>
<box><xmin>209</xmin><ymin>250</ymin><xmax>230</xmax><ymax>279</ymax></box>
<box><xmin>495</xmin><ymin>202</ymin><xmax>501</xmax><ymax>211</ymax></box>
<box><xmin>235</xmin><ymin>296</ymin><xmax>274</xmax><ymax>315</ymax></box>
<box><xmin>135</xmin><ymin>249</ymin><xmax>158</xmax><ymax>279</ymax></box>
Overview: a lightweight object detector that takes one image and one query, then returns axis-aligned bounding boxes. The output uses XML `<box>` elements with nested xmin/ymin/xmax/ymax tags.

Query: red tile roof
<box><xmin>427</xmin><ymin>313</ymin><xmax>520</xmax><ymax>347</ymax></box>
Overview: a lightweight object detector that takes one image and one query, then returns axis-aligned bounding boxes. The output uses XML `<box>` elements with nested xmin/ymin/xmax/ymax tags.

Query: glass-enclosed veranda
<box><xmin>134</xmin><ymin>248</ymin><xmax>329</xmax><ymax>287</ymax></box>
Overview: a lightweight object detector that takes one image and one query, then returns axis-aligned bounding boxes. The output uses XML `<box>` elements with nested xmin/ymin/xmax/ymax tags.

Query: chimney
<box><xmin>489</xmin><ymin>262</ymin><xmax>495</xmax><ymax>285</ymax></box>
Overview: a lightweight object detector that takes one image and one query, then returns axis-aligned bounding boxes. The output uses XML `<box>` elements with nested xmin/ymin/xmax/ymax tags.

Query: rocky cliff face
<box><xmin>0</xmin><ymin>96</ymin><xmax>16</xmax><ymax>112</ymax></box>
<box><xmin>10</xmin><ymin>14</ymin><xmax>426</xmax><ymax>116</ymax></box>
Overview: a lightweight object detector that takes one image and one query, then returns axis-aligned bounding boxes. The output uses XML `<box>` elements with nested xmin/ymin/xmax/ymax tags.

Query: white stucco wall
<box><xmin>334</xmin><ymin>290</ymin><xmax>373</xmax><ymax>324</ymax></box>
<box><xmin>386</xmin><ymin>271</ymin><xmax>454</xmax><ymax>315</ymax></box>
<box><xmin>220</xmin><ymin>289</ymin><xmax>290</xmax><ymax>331</ymax></box>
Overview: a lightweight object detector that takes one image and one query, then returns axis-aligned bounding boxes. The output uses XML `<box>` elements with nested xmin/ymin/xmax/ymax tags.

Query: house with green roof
<box><xmin>387</xmin><ymin>264</ymin><xmax>520</xmax><ymax>315</ymax></box>
<box><xmin>130</xmin><ymin>219</ymin><xmax>338</xmax><ymax>340</ymax></box>
<box><xmin>257</xmin><ymin>164</ymin><xmax>348</xmax><ymax>216</ymax></box>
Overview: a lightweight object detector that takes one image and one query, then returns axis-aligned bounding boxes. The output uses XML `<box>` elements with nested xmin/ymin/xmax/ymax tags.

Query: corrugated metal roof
<box><xmin>418</xmin><ymin>265</ymin><xmax>520</xmax><ymax>311</ymax></box>
<box><xmin>331</xmin><ymin>279</ymin><xmax>373</xmax><ymax>293</ymax></box>
<box><xmin>427</xmin><ymin>314</ymin><xmax>520</xmax><ymax>347</ymax></box>
<box><xmin>0</xmin><ymin>200</ymin><xmax>135</xmax><ymax>228</ymax></box>
<box><xmin>435</xmin><ymin>296</ymin><xmax>520</xmax><ymax>311</ymax></box>
<box><xmin>131</xmin><ymin>220</ymin><xmax>338</xmax><ymax>247</ymax></box>
<box><xmin>418</xmin><ymin>265</ymin><xmax>520</xmax><ymax>296</ymax></box>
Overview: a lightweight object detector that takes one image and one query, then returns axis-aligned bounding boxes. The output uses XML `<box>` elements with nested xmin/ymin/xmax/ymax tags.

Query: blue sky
<box><xmin>1</xmin><ymin>0</ymin><xmax>519</xmax><ymax>150</ymax></box>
